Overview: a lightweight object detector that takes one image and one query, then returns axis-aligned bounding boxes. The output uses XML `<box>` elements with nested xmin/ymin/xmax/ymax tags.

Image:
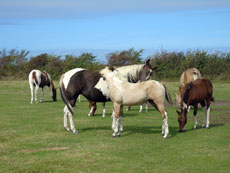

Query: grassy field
<box><xmin>0</xmin><ymin>80</ymin><xmax>230</xmax><ymax>172</ymax></box>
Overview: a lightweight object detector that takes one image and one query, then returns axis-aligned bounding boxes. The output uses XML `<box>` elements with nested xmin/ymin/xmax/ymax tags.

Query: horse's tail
<box><xmin>59</xmin><ymin>74</ymin><xmax>74</xmax><ymax>115</ymax></box>
<box><xmin>163</xmin><ymin>84</ymin><xmax>173</xmax><ymax>105</ymax></box>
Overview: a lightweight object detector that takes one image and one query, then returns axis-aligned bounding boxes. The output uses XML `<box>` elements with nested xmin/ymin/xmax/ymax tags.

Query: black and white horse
<box><xmin>29</xmin><ymin>69</ymin><xmax>57</xmax><ymax>104</ymax></box>
<box><xmin>59</xmin><ymin>59</ymin><xmax>156</xmax><ymax>134</ymax></box>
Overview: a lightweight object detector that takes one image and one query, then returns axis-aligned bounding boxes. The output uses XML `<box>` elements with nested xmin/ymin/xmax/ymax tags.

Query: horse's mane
<box><xmin>183</xmin><ymin>82</ymin><xmax>193</xmax><ymax>103</ymax></box>
<box><xmin>116</xmin><ymin>64</ymin><xmax>144</xmax><ymax>83</ymax></box>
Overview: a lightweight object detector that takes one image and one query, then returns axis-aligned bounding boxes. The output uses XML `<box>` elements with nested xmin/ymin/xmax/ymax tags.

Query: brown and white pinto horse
<box><xmin>100</xmin><ymin>66</ymin><xmax>173</xmax><ymax>138</ymax></box>
<box><xmin>175</xmin><ymin>68</ymin><xmax>202</xmax><ymax>108</ymax></box>
<box><xmin>59</xmin><ymin>60</ymin><xmax>156</xmax><ymax>134</ymax></box>
<box><xmin>29</xmin><ymin>70</ymin><xmax>57</xmax><ymax>104</ymax></box>
<box><xmin>176</xmin><ymin>78</ymin><xmax>214</xmax><ymax>132</ymax></box>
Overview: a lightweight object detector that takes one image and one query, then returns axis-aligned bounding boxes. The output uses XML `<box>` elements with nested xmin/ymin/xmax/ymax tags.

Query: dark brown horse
<box><xmin>176</xmin><ymin>78</ymin><xmax>214</xmax><ymax>132</ymax></box>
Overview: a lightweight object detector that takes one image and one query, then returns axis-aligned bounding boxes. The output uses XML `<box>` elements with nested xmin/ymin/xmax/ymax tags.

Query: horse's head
<box><xmin>100</xmin><ymin>66</ymin><xmax>117</xmax><ymax>79</ymax></box>
<box><xmin>52</xmin><ymin>87</ymin><xmax>57</xmax><ymax>101</ymax></box>
<box><xmin>139</xmin><ymin>59</ymin><xmax>157</xmax><ymax>81</ymax></box>
<box><xmin>176</xmin><ymin>109</ymin><xmax>187</xmax><ymax>132</ymax></box>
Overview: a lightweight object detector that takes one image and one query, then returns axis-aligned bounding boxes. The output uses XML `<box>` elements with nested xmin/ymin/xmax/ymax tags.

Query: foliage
<box><xmin>0</xmin><ymin>48</ymin><xmax>230</xmax><ymax>80</ymax></box>
<box><xmin>106</xmin><ymin>48</ymin><xmax>143</xmax><ymax>66</ymax></box>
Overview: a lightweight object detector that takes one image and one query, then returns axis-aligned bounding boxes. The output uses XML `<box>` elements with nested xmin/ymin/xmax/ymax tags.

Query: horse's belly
<box><xmin>122</xmin><ymin>93</ymin><xmax>147</xmax><ymax>106</ymax></box>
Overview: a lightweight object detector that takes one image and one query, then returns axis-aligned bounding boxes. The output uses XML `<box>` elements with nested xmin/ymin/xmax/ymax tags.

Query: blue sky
<box><xmin>0</xmin><ymin>0</ymin><xmax>230</xmax><ymax>60</ymax></box>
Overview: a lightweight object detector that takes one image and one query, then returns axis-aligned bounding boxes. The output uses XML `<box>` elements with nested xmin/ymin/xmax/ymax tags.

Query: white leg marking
<box><xmin>202</xmin><ymin>107</ymin><xmax>207</xmax><ymax>128</ymax></box>
<box><xmin>112</xmin><ymin>117</ymin><xmax>119</xmax><ymax>137</ymax></box>
<box><xmin>67</xmin><ymin>109</ymin><xmax>78</xmax><ymax>134</ymax></box>
<box><xmin>102</xmin><ymin>102</ymin><xmax>106</xmax><ymax>117</ymax></box>
<box><xmin>163</xmin><ymin>112</ymin><xmax>169</xmax><ymax>139</ymax></box>
<box><xmin>139</xmin><ymin>104</ymin><xmax>143</xmax><ymax>113</ymax></box>
<box><xmin>119</xmin><ymin>116</ymin><xmax>123</xmax><ymax>132</ymax></box>
<box><xmin>35</xmin><ymin>85</ymin><xmax>39</xmax><ymax>103</ymax></box>
<box><xmin>40</xmin><ymin>87</ymin><xmax>45</xmax><ymax>102</ymax></box>
<box><xmin>206</xmin><ymin>107</ymin><xmax>210</xmax><ymax>128</ymax></box>
<box><xmin>30</xmin><ymin>84</ymin><xmax>34</xmax><ymax>104</ymax></box>
<box><xmin>88</xmin><ymin>106</ymin><xmax>94</xmax><ymax>116</ymax></box>
<box><xmin>63</xmin><ymin>106</ymin><xmax>70</xmax><ymax>131</ymax></box>
<box><xmin>145</xmin><ymin>103</ymin><xmax>148</xmax><ymax>112</ymax></box>
<box><xmin>194</xmin><ymin>116</ymin><xmax>198</xmax><ymax>129</ymax></box>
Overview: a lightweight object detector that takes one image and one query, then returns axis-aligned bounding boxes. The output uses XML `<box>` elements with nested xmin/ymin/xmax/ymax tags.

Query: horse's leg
<box><xmin>63</xmin><ymin>106</ymin><xmax>70</xmax><ymax>131</ymax></box>
<box><xmin>206</xmin><ymin>106</ymin><xmax>210</xmax><ymax>128</ymax></box>
<box><xmin>112</xmin><ymin>102</ymin><xmax>121</xmax><ymax>137</ymax></box>
<box><xmin>202</xmin><ymin>105</ymin><xmax>207</xmax><ymax>128</ymax></box>
<box><xmin>29</xmin><ymin>83</ymin><xmax>34</xmax><ymax>104</ymax></box>
<box><xmin>126</xmin><ymin>106</ymin><xmax>131</xmax><ymax>111</ymax></box>
<box><xmin>40</xmin><ymin>87</ymin><xmax>45</xmax><ymax>102</ymax></box>
<box><xmin>139</xmin><ymin>104</ymin><xmax>143</xmax><ymax>113</ymax></box>
<box><xmin>67</xmin><ymin>108</ymin><xmax>78</xmax><ymax>134</ymax></box>
<box><xmin>88</xmin><ymin>101</ymin><xmax>95</xmax><ymax>116</ymax></box>
<box><xmin>35</xmin><ymin>85</ymin><xmax>39</xmax><ymax>103</ymax></box>
<box><xmin>149</xmin><ymin>100</ymin><xmax>169</xmax><ymax>138</ymax></box>
<box><xmin>118</xmin><ymin>105</ymin><xmax>124</xmax><ymax>136</ymax></box>
<box><xmin>145</xmin><ymin>102</ymin><xmax>148</xmax><ymax>112</ymax></box>
<box><xmin>102</xmin><ymin>102</ymin><xmax>106</xmax><ymax>117</ymax></box>
<box><xmin>193</xmin><ymin>104</ymin><xmax>198</xmax><ymax>129</ymax></box>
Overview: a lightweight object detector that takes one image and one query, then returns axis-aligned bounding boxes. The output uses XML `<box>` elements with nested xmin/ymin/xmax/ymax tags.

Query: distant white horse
<box><xmin>29</xmin><ymin>69</ymin><xmax>57</xmax><ymax>104</ymax></box>
<box><xmin>100</xmin><ymin>66</ymin><xmax>172</xmax><ymax>138</ymax></box>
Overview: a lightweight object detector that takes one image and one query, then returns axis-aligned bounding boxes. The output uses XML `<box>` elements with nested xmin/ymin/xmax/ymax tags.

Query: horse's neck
<box><xmin>106</xmin><ymin>75</ymin><xmax>123</xmax><ymax>90</ymax></box>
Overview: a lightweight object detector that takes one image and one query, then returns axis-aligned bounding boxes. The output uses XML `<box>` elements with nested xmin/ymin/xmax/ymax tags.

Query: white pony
<box><xmin>28</xmin><ymin>69</ymin><xmax>57</xmax><ymax>104</ymax></box>
<box><xmin>100</xmin><ymin>66</ymin><xmax>172</xmax><ymax>138</ymax></box>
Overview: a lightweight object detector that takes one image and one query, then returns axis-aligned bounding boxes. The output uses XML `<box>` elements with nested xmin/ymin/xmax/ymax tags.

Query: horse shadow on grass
<box><xmin>80</xmin><ymin>122</ymin><xmax>224</xmax><ymax>139</ymax></box>
<box><xmin>80</xmin><ymin>125</ymin><xmax>180</xmax><ymax>138</ymax></box>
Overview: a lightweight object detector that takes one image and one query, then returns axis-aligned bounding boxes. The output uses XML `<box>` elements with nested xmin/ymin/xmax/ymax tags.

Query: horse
<box><xmin>176</xmin><ymin>78</ymin><xmax>214</xmax><ymax>132</ymax></box>
<box><xmin>59</xmin><ymin>60</ymin><xmax>156</xmax><ymax>134</ymax></box>
<box><xmin>100</xmin><ymin>66</ymin><xmax>173</xmax><ymax>138</ymax></box>
<box><xmin>28</xmin><ymin>69</ymin><xmax>57</xmax><ymax>104</ymax></box>
<box><xmin>175</xmin><ymin>68</ymin><xmax>202</xmax><ymax>108</ymax></box>
<box><xmin>88</xmin><ymin>59</ymin><xmax>156</xmax><ymax>116</ymax></box>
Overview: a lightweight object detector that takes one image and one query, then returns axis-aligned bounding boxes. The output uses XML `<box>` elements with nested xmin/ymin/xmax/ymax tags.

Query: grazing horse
<box><xmin>176</xmin><ymin>78</ymin><xmax>214</xmax><ymax>132</ymax></box>
<box><xmin>100</xmin><ymin>66</ymin><xmax>173</xmax><ymax>138</ymax></box>
<box><xmin>89</xmin><ymin>59</ymin><xmax>156</xmax><ymax>116</ymax></box>
<box><xmin>175</xmin><ymin>68</ymin><xmax>202</xmax><ymax>108</ymax></box>
<box><xmin>59</xmin><ymin>60</ymin><xmax>156</xmax><ymax>134</ymax></box>
<box><xmin>28</xmin><ymin>69</ymin><xmax>57</xmax><ymax>104</ymax></box>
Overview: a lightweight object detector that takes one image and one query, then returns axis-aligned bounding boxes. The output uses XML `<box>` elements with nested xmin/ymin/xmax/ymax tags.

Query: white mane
<box><xmin>116</xmin><ymin>64</ymin><xmax>144</xmax><ymax>82</ymax></box>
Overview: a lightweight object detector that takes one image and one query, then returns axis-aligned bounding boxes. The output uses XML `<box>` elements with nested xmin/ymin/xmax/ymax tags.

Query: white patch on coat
<box><xmin>62</xmin><ymin>68</ymin><xmax>85</xmax><ymax>89</ymax></box>
<box><xmin>94</xmin><ymin>77</ymin><xmax>110</xmax><ymax>99</ymax></box>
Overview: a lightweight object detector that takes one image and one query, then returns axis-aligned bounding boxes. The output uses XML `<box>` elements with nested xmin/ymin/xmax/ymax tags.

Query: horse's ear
<box><xmin>108</xmin><ymin>66</ymin><xmax>116</xmax><ymax>72</ymax></box>
<box><xmin>145</xmin><ymin>59</ymin><xmax>150</xmax><ymax>65</ymax></box>
<box><xmin>152</xmin><ymin>66</ymin><xmax>157</xmax><ymax>71</ymax></box>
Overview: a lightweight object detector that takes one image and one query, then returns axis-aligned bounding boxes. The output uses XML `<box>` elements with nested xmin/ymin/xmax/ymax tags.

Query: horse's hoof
<box><xmin>163</xmin><ymin>135</ymin><xmax>167</xmax><ymax>139</ymax></box>
<box><xmin>64</xmin><ymin>127</ymin><xmax>71</xmax><ymax>132</ymax></box>
<box><xmin>73</xmin><ymin>130</ymin><xmax>78</xmax><ymax>134</ymax></box>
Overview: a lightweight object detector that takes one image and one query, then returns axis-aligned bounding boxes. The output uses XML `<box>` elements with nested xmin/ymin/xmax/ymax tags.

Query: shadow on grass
<box><xmin>80</xmin><ymin>125</ymin><xmax>180</xmax><ymax>138</ymax></box>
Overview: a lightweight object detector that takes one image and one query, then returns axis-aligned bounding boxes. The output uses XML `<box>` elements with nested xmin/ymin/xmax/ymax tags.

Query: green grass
<box><xmin>0</xmin><ymin>80</ymin><xmax>230</xmax><ymax>172</ymax></box>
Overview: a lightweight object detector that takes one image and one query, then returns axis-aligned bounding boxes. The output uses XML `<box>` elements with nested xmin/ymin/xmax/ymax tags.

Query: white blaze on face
<box><xmin>63</xmin><ymin>68</ymin><xmax>85</xmax><ymax>89</ymax></box>
<box><xmin>95</xmin><ymin>77</ymin><xmax>110</xmax><ymax>99</ymax></box>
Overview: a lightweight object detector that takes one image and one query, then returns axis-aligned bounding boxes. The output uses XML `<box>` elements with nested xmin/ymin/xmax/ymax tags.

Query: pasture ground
<box><xmin>0</xmin><ymin>80</ymin><xmax>230</xmax><ymax>172</ymax></box>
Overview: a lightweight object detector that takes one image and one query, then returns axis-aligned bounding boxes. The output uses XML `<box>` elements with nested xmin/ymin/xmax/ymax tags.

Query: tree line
<box><xmin>0</xmin><ymin>48</ymin><xmax>230</xmax><ymax>80</ymax></box>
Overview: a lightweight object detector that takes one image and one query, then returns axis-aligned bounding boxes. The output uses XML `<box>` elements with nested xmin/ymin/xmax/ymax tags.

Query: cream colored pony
<box><xmin>100</xmin><ymin>66</ymin><xmax>172</xmax><ymax>138</ymax></box>
<box><xmin>175</xmin><ymin>68</ymin><xmax>202</xmax><ymax>108</ymax></box>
